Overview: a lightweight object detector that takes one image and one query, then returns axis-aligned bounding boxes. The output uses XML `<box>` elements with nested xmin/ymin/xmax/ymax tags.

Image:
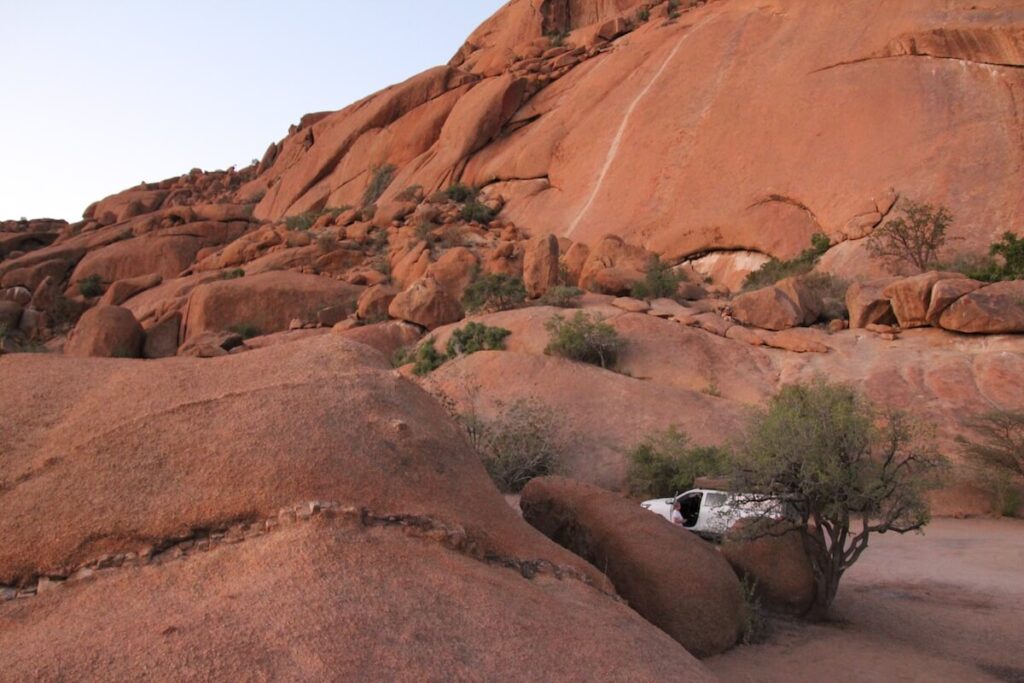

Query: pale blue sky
<box><xmin>0</xmin><ymin>1</ymin><xmax>504</xmax><ymax>221</ymax></box>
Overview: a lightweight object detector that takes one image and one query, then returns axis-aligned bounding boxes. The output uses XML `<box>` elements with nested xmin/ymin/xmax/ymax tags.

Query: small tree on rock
<box><xmin>957</xmin><ymin>409</ymin><xmax>1024</xmax><ymax>516</ymax></box>
<box><xmin>867</xmin><ymin>200</ymin><xmax>955</xmax><ymax>272</ymax></box>
<box><xmin>732</xmin><ymin>379</ymin><xmax>945</xmax><ymax>620</ymax></box>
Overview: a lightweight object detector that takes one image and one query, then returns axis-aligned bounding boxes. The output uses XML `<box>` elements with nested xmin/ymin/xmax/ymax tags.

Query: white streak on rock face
<box><xmin>566</xmin><ymin>20</ymin><xmax>708</xmax><ymax>239</ymax></box>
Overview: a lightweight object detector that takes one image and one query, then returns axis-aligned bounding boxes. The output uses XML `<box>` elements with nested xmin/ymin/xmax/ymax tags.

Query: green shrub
<box><xmin>743</xmin><ymin>233</ymin><xmax>831</xmax><ymax>290</ymax></box>
<box><xmin>77</xmin><ymin>275</ymin><xmax>103</xmax><ymax>298</ymax></box>
<box><xmin>316</xmin><ymin>233</ymin><xmax>338</xmax><ymax>253</ymax></box>
<box><xmin>446</xmin><ymin>322</ymin><xmax>511</xmax><ymax>357</ymax></box>
<box><xmin>947</xmin><ymin>232</ymin><xmax>1024</xmax><ymax>282</ymax></box>
<box><xmin>285</xmin><ymin>212</ymin><xmax>318</xmax><ymax>231</ymax></box>
<box><xmin>546</xmin><ymin>30</ymin><xmax>568</xmax><ymax>47</ymax></box>
<box><xmin>221</xmin><ymin>268</ymin><xmax>246</xmax><ymax>280</ymax></box>
<box><xmin>544</xmin><ymin>311</ymin><xmax>624</xmax><ymax>369</ymax></box>
<box><xmin>363</xmin><ymin>164</ymin><xmax>397</xmax><ymax>207</ymax></box>
<box><xmin>461</xmin><ymin>199</ymin><xmax>498</xmax><ymax>224</ymax></box>
<box><xmin>867</xmin><ymin>200</ymin><xmax>954</xmax><ymax>272</ymax></box>
<box><xmin>636</xmin><ymin>7</ymin><xmax>651</xmax><ymax>22</ymax></box>
<box><xmin>228</xmin><ymin>324</ymin><xmax>261</xmax><ymax>340</ymax></box>
<box><xmin>537</xmin><ymin>285</ymin><xmax>584</xmax><ymax>308</ymax></box>
<box><xmin>410</xmin><ymin>341</ymin><xmax>447</xmax><ymax>376</ymax></box>
<box><xmin>626</xmin><ymin>426</ymin><xmax>730</xmax><ymax>498</ymax></box>
<box><xmin>439</xmin><ymin>183</ymin><xmax>477</xmax><ymax>203</ymax></box>
<box><xmin>466</xmin><ymin>399</ymin><xmax>563</xmax><ymax>493</ymax></box>
<box><xmin>462</xmin><ymin>273</ymin><xmax>527</xmax><ymax>313</ymax></box>
<box><xmin>631</xmin><ymin>255</ymin><xmax>682</xmax><ymax>300</ymax></box>
<box><xmin>395</xmin><ymin>185</ymin><xmax>422</xmax><ymax>202</ymax></box>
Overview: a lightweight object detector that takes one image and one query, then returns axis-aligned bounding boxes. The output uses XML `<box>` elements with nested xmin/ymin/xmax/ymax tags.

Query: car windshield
<box><xmin>705</xmin><ymin>492</ymin><xmax>728</xmax><ymax>508</ymax></box>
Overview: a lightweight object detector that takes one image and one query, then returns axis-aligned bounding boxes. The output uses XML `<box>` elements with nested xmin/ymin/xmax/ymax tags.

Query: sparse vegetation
<box><xmin>740</xmin><ymin>578</ymin><xmax>768</xmax><ymax>645</ymax></box>
<box><xmin>545</xmin><ymin>30</ymin><xmax>568</xmax><ymax>47</ymax></box>
<box><xmin>460</xmin><ymin>199</ymin><xmax>498</xmax><ymax>224</ymax></box>
<box><xmin>221</xmin><ymin>268</ymin><xmax>246</xmax><ymax>280</ymax></box>
<box><xmin>462</xmin><ymin>273</ymin><xmax>528</xmax><ymax>314</ymax></box>
<box><xmin>446</xmin><ymin>322</ymin><xmax>511</xmax><ymax>357</ymax></box>
<box><xmin>544</xmin><ymin>311</ymin><xmax>624</xmax><ymax>369</ymax></box>
<box><xmin>630</xmin><ymin>255</ymin><xmax>683</xmax><ymax>300</ymax></box>
<box><xmin>626</xmin><ymin>426</ymin><xmax>730</xmax><ymax>498</ymax></box>
<box><xmin>393</xmin><ymin>323</ymin><xmax>512</xmax><ymax>375</ymax></box>
<box><xmin>743</xmin><ymin>233</ymin><xmax>831</xmax><ymax>290</ymax></box>
<box><xmin>362</xmin><ymin>164</ymin><xmax>396</xmax><ymax>207</ymax></box>
<box><xmin>946</xmin><ymin>232</ymin><xmax>1024</xmax><ymax>282</ymax></box>
<box><xmin>667</xmin><ymin>0</ymin><xmax>681</xmax><ymax>19</ymax></box>
<box><xmin>77</xmin><ymin>275</ymin><xmax>103</xmax><ymax>298</ymax></box>
<box><xmin>316</xmin><ymin>233</ymin><xmax>338</xmax><ymax>253</ymax></box>
<box><xmin>868</xmin><ymin>199</ymin><xmax>955</xmax><ymax>273</ymax></box>
<box><xmin>438</xmin><ymin>183</ymin><xmax>477</xmax><ymax>203</ymax></box>
<box><xmin>636</xmin><ymin>7</ymin><xmax>651</xmax><ymax>22</ymax></box>
<box><xmin>537</xmin><ymin>285</ymin><xmax>584</xmax><ymax>308</ymax></box>
<box><xmin>731</xmin><ymin>379</ymin><xmax>946</xmax><ymax>619</ymax></box>
<box><xmin>395</xmin><ymin>185</ymin><xmax>423</xmax><ymax>202</ymax></box>
<box><xmin>228</xmin><ymin>323</ymin><xmax>261</xmax><ymax>340</ymax></box>
<box><xmin>464</xmin><ymin>399</ymin><xmax>564</xmax><ymax>493</ymax></box>
<box><xmin>958</xmin><ymin>410</ymin><xmax>1024</xmax><ymax>517</ymax></box>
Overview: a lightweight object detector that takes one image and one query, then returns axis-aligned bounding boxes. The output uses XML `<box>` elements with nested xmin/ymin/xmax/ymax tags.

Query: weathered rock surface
<box><xmin>721</xmin><ymin>521</ymin><xmax>816</xmax><ymax>616</ymax></box>
<box><xmin>182</xmin><ymin>271</ymin><xmax>362</xmax><ymax>342</ymax></box>
<box><xmin>523</xmin><ymin>232</ymin><xmax>560</xmax><ymax>297</ymax></box>
<box><xmin>388</xmin><ymin>275</ymin><xmax>464</xmax><ymax>329</ymax></box>
<box><xmin>64</xmin><ymin>305</ymin><xmax>144</xmax><ymax>358</ymax></box>
<box><xmin>846</xmin><ymin>278</ymin><xmax>899</xmax><ymax>329</ymax></box>
<box><xmin>0</xmin><ymin>335</ymin><xmax>715</xmax><ymax>681</ymax></box>
<box><xmin>730</xmin><ymin>286</ymin><xmax>805</xmax><ymax>331</ymax></box>
<box><xmin>522</xmin><ymin>477</ymin><xmax>746</xmax><ymax>657</ymax></box>
<box><xmin>883</xmin><ymin>272</ymin><xmax>966</xmax><ymax>329</ymax></box>
<box><xmin>939</xmin><ymin>281</ymin><xmax>1024</xmax><ymax>334</ymax></box>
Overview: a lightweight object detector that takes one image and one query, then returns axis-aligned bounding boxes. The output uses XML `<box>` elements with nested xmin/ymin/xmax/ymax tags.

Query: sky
<box><xmin>0</xmin><ymin>1</ymin><xmax>504</xmax><ymax>221</ymax></box>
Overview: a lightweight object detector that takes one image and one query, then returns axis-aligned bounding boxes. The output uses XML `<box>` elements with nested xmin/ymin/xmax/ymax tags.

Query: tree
<box><xmin>732</xmin><ymin>379</ymin><xmax>945</xmax><ymax>619</ymax></box>
<box><xmin>461</xmin><ymin>274</ymin><xmax>527</xmax><ymax>313</ymax></box>
<box><xmin>867</xmin><ymin>200</ymin><xmax>955</xmax><ymax>272</ymax></box>
<box><xmin>957</xmin><ymin>410</ymin><xmax>1024</xmax><ymax>516</ymax></box>
<box><xmin>626</xmin><ymin>426</ymin><xmax>729</xmax><ymax>498</ymax></box>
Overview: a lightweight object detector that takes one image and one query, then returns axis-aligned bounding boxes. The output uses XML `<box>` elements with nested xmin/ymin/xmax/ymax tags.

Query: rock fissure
<box><xmin>0</xmin><ymin>501</ymin><xmax>598</xmax><ymax>601</ymax></box>
<box><xmin>813</xmin><ymin>53</ymin><xmax>1024</xmax><ymax>74</ymax></box>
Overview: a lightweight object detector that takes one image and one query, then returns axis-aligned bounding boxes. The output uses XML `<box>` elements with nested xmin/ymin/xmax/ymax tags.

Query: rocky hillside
<box><xmin>1</xmin><ymin>1</ymin><xmax>1023</xmax><ymax>678</ymax></box>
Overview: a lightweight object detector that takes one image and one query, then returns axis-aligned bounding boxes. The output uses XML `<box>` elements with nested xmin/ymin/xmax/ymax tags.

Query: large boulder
<box><xmin>388</xmin><ymin>275</ymin><xmax>464</xmax><ymax>330</ymax></box>
<box><xmin>356</xmin><ymin>284</ymin><xmax>398</xmax><ymax>321</ymax></box>
<box><xmin>98</xmin><ymin>272</ymin><xmax>163</xmax><ymax>307</ymax></box>
<box><xmin>336</xmin><ymin>320</ymin><xmax>423</xmax><ymax>359</ymax></box>
<box><xmin>846</xmin><ymin>278</ymin><xmax>899</xmax><ymax>329</ymax></box>
<box><xmin>521</xmin><ymin>477</ymin><xmax>746</xmax><ymax>657</ymax></box>
<box><xmin>730</xmin><ymin>285</ymin><xmax>804</xmax><ymax>331</ymax></box>
<box><xmin>523</xmin><ymin>233</ymin><xmax>560</xmax><ymax>297</ymax></box>
<box><xmin>720</xmin><ymin>521</ymin><xmax>816</xmax><ymax>616</ymax></box>
<box><xmin>883</xmin><ymin>272</ymin><xmax>966</xmax><ymax>329</ymax></box>
<box><xmin>0</xmin><ymin>337</ymin><xmax>714</xmax><ymax>681</ymax></box>
<box><xmin>142</xmin><ymin>312</ymin><xmax>181</xmax><ymax>359</ymax></box>
<box><xmin>578</xmin><ymin>235</ymin><xmax>650</xmax><ymax>295</ymax></box>
<box><xmin>939</xmin><ymin>281</ymin><xmax>1024</xmax><ymax>334</ymax></box>
<box><xmin>182</xmin><ymin>271</ymin><xmax>362</xmax><ymax>342</ymax></box>
<box><xmin>424</xmin><ymin>246</ymin><xmax>478</xmax><ymax>301</ymax></box>
<box><xmin>926</xmin><ymin>278</ymin><xmax>985</xmax><ymax>325</ymax></box>
<box><xmin>64</xmin><ymin>305</ymin><xmax>144</xmax><ymax>358</ymax></box>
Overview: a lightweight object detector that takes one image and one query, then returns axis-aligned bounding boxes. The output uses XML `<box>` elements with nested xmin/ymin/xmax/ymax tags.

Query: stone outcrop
<box><xmin>883</xmin><ymin>272</ymin><xmax>966</xmax><ymax>329</ymax></box>
<box><xmin>182</xmin><ymin>271</ymin><xmax>362</xmax><ymax>343</ymax></box>
<box><xmin>939</xmin><ymin>281</ymin><xmax>1024</xmax><ymax>334</ymax></box>
<box><xmin>846</xmin><ymin>278</ymin><xmax>899</xmax><ymax>329</ymax></box>
<box><xmin>521</xmin><ymin>476</ymin><xmax>747</xmax><ymax>657</ymax></box>
<box><xmin>523</xmin><ymin>232</ymin><xmax>560</xmax><ymax>297</ymax></box>
<box><xmin>730</xmin><ymin>285</ymin><xmax>805</xmax><ymax>331</ymax></box>
<box><xmin>64</xmin><ymin>305</ymin><xmax>144</xmax><ymax>358</ymax></box>
<box><xmin>0</xmin><ymin>336</ymin><xmax>715</xmax><ymax>680</ymax></box>
<box><xmin>388</xmin><ymin>275</ymin><xmax>464</xmax><ymax>329</ymax></box>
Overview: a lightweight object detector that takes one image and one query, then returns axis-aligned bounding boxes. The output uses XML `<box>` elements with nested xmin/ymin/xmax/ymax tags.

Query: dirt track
<box><xmin>707</xmin><ymin>518</ymin><xmax>1024</xmax><ymax>683</ymax></box>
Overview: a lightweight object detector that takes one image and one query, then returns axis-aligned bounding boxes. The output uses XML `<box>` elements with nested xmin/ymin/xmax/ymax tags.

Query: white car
<box><xmin>641</xmin><ymin>489</ymin><xmax>784</xmax><ymax>539</ymax></box>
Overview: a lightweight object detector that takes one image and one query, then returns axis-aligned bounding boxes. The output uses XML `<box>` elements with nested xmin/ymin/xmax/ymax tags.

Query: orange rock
<box><xmin>883</xmin><ymin>272</ymin><xmax>966</xmax><ymax>329</ymax></box>
<box><xmin>846</xmin><ymin>278</ymin><xmax>899</xmax><ymax>329</ymax></box>
<box><xmin>99</xmin><ymin>273</ymin><xmax>163</xmax><ymax>307</ymax></box>
<box><xmin>926</xmin><ymin>278</ymin><xmax>985</xmax><ymax>326</ymax></box>
<box><xmin>65</xmin><ymin>305</ymin><xmax>144</xmax><ymax>358</ymax></box>
<box><xmin>425</xmin><ymin>246</ymin><xmax>478</xmax><ymax>301</ymax></box>
<box><xmin>522</xmin><ymin>233</ymin><xmax>560</xmax><ymax>297</ymax></box>
<box><xmin>721</xmin><ymin>521</ymin><xmax>816</xmax><ymax>616</ymax></box>
<box><xmin>182</xmin><ymin>271</ymin><xmax>362</xmax><ymax>342</ymax></box>
<box><xmin>521</xmin><ymin>476</ymin><xmax>746</xmax><ymax>657</ymax></box>
<box><xmin>730</xmin><ymin>286</ymin><xmax>804</xmax><ymax>331</ymax></box>
<box><xmin>388</xmin><ymin>276</ymin><xmax>464</xmax><ymax>330</ymax></box>
<box><xmin>356</xmin><ymin>284</ymin><xmax>398</xmax><ymax>321</ymax></box>
<box><xmin>939</xmin><ymin>281</ymin><xmax>1024</xmax><ymax>334</ymax></box>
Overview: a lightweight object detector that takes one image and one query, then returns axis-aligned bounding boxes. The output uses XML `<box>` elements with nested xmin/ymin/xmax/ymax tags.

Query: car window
<box><xmin>705</xmin><ymin>492</ymin><xmax>728</xmax><ymax>508</ymax></box>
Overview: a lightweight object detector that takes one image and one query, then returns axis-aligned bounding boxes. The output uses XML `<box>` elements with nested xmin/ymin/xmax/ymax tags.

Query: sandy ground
<box><xmin>706</xmin><ymin>518</ymin><xmax>1024</xmax><ymax>683</ymax></box>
